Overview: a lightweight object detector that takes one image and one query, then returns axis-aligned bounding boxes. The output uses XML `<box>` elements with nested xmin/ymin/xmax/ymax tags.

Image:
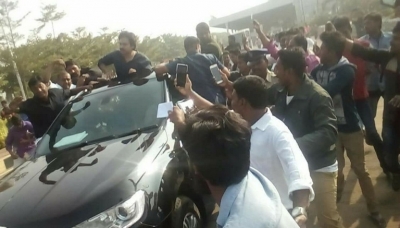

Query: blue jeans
<box><xmin>355</xmin><ymin>99</ymin><xmax>387</xmax><ymax>172</ymax></box>
<box><xmin>382</xmin><ymin>123</ymin><xmax>400</xmax><ymax>173</ymax></box>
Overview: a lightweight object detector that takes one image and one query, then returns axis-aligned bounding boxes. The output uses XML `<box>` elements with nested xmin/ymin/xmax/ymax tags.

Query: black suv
<box><xmin>0</xmin><ymin>74</ymin><xmax>212</xmax><ymax>228</ymax></box>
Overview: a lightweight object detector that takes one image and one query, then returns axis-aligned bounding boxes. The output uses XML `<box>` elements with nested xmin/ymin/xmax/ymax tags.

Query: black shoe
<box><xmin>369</xmin><ymin>212</ymin><xmax>386</xmax><ymax>228</ymax></box>
<box><xmin>392</xmin><ymin>174</ymin><xmax>400</xmax><ymax>191</ymax></box>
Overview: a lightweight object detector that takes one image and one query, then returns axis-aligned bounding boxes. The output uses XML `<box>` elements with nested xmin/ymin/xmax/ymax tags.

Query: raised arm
<box><xmin>345</xmin><ymin>39</ymin><xmax>392</xmax><ymax>65</ymax></box>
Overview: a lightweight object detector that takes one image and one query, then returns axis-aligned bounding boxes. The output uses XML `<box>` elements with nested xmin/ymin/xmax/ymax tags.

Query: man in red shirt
<box><xmin>333</xmin><ymin>18</ymin><xmax>388</xmax><ymax>175</ymax></box>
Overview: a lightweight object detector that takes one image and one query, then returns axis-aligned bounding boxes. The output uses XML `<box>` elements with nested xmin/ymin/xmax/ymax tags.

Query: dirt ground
<box><xmin>207</xmin><ymin>100</ymin><xmax>400</xmax><ymax>228</ymax></box>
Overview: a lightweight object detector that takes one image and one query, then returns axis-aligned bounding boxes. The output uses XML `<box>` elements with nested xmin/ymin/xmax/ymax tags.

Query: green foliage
<box><xmin>0</xmin><ymin>119</ymin><xmax>7</xmax><ymax>149</ymax></box>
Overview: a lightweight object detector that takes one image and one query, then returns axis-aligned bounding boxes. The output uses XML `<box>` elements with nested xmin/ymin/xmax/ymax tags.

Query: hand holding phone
<box><xmin>210</xmin><ymin>64</ymin><xmax>223</xmax><ymax>84</ymax></box>
<box><xmin>176</xmin><ymin>64</ymin><xmax>188</xmax><ymax>87</ymax></box>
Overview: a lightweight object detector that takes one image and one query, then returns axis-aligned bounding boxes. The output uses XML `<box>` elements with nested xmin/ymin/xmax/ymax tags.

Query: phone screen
<box><xmin>177</xmin><ymin>99</ymin><xmax>194</xmax><ymax>114</ymax></box>
<box><xmin>210</xmin><ymin>64</ymin><xmax>222</xmax><ymax>84</ymax></box>
<box><xmin>176</xmin><ymin>64</ymin><xmax>188</xmax><ymax>87</ymax></box>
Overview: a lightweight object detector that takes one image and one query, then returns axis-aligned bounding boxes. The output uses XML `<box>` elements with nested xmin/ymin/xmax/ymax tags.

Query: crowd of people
<box><xmin>0</xmin><ymin>10</ymin><xmax>399</xmax><ymax>228</ymax></box>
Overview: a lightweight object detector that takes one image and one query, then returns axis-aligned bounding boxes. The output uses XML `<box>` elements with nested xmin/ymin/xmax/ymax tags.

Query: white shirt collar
<box><xmin>251</xmin><ymin>110</ymin><xmax>272</xmax><ymax>131</ymax></box>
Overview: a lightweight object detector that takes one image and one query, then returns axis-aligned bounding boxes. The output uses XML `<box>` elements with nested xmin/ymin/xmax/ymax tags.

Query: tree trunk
<box><xmin>51</xmin><ymin>21</ymin><xmax>56</xmax><ymax>39</ymax></box>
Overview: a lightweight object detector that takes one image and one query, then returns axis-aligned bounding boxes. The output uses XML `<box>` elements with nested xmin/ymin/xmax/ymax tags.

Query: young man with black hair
<box><xmin>360</xmin><ymin>13</ymin><xmax>392</xmax><ymax>118</ymax></box>
<box><xmin>229</xmin><ymin>52</ymin><xmax>251</xmax><ymax>82</ymax></box>
<box><xmin>154</xmin><ymin>36</ymin><xmax>229</xmax><ymax>104</ymax></box>
<box><xmin>333</xmin><ymin>17</ymin><xmax>388</xmax><ymax>175</ymax></box>
<box><xmin>344</xmin><ymin>22</ymin><xmax>400</xmax><ymax>191</ymax></box>
<box><xmin>289</xmin><ymin>34</ymin><xmax>320</xmax><ymax>73</ymax></box>
<box><xmin>228</xmin><ymin>48</ymin><xmax>240</xmax><ymax>71</ymax></box>
<box><xmin>169</xmin><ymin>104</ymin><xmax>299</xmax><ymax>228</ymax></box>
<box><xmin>9</xmin><ymin>75</ymin><xmax>92</xmax><ymax>138</ymax></box>
<box><xmin>312</xmin><ymin>31</ymin><xmax>385</xmax><ymax>226</ymax></box>
<box><xmin>65</xmin><ymin>59</ymin><xmax>104</xmax><ymax>86</ymax></box>
<box><xmin>98</xmin><ymin>31</ymin><xmax>152</xmax><ymax>83</ymax></box>
<box><xmin>225</xmin><ymin>35</ymin><xmax>241</xmax><ymax>52</ymax></box>
<box><xmin>222</xmin><ymin>51</ymin><xmax>232</xmax><ymax>69</ymax></box>
<box><xmin>272</xmin><ymin>48</ymin><xmax>343</xmax><ymax>228</ymax></box>
<box><xmin>247</xmin><ymin>49</ymin><xmax>278</xmax><ymax>88</ymax></box>
<box><xmin>5</xmin><ymin>114</ymin><xmax>35</xmax><ymax>163</ymax></box>
<box><xmin>196</xmin><ymin>22</ymin><xmax>223</xmax><ymax>60</ymax></box>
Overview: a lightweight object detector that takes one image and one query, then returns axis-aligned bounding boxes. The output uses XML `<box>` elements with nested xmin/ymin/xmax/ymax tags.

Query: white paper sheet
<box><xmin>157</xmin><ymin>102</ymin><xmax>173</xmax><ymax>118</ymax></box>
<box><xmin>54</xmin><ymin>131</ymin><xmax>89</xmax><ymax>148</ymax></box>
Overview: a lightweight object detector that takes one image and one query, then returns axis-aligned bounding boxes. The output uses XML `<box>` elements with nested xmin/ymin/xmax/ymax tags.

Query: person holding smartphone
<box><xmin>154</xmin><ymin>36</ymin><xmax>230</xmax><ymax>104</ymax></box>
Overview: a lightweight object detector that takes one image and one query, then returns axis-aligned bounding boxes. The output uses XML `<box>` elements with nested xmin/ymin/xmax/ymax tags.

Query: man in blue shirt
<box><xmin>154</xmin><ymin>36</ymin><xmax>229</xmax><ymax>104</ymax></box>
<box><xmin>360</xmin><ymin>13</ymin><xmax>392</xmax><ymax>117</ymax></box>
<box><xmin>312</xmin><ymin>31</ymin><xmax>385</xmax><ymax>226</ymax></box>
<box><xmin>169</xmin><ymin>105</ymin><xmax>298</xmax><ymax>228</ymax></box>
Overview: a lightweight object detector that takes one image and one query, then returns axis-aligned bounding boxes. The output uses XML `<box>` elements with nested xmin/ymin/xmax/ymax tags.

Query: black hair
<box><xmin>1</xmin><ymin>100</ymin><xmax>6</xmax><ymax>104</ymax></box>
<box><xmin>320</xmin><ymin>31</ymin><xmax>346</xmax><ymax>59</ymax></box>
<box><xmin>10</xmin><ymin>114</ymin><xmax>21</xmax><ymax>126</ymax></box>
<box><xmin>393</xmin><ymin>22</ymin><xmax>400</xmax><ymax>34</ymax></box>
<box><xmin>277</xmin><ymin>31</ymin><xmax>287</xmax><ymax>40</ymax></box>
<box><xmin>28</xmin><ymin>75</ymin><xmax>44</xmax><ymax>88</ymax></box>
<box><xmin>196</xmin><ymin>22</ymin><xmax>210</xmax><ymax>32</ymax></box>
<box><xmin>277</xmin><ymin>48</ymin><xmax>307</xmax><ymax>77</ymax></box>
<box><xmin>238</xmin><ymin>52</ymin><xmax>249</xmax><ymax>62</ymax></box>
<box><xmin>65</xmin><ymin>59</ymin><xmax>79</xmax><ymax>69</ymax></box>
<box><xmin>298</xmin><ymin>26</ymin><xmax>306</xmax><ymax>33</ymax></box>
<box><xmin>286</xmin><ymin>28</ymin><xmax>301</xmax><ymax>36</ymax></box>
<box><xmin>291</xmin><ymin>34</ymin><xmax>308</xmax><ymax>52</ymax></box>
<box><xmin>228</xmin><ymin>48</ymin><xmax>241</xmax><ymax>56</ymax></box>
<box><xmin>364</xmin><ymin>13</ymin><xmax>382</xmax><ymax>29</ymax></box>
<box><xmin>228</xmin><ymin>35</ymin><xmax>235</xmax><ymax>40</ymax></box>
<box><xmin>223</xmin><ymin>51</ymin><xmax>230</xmax><ymax>55</ymax></box>
<box><xmin>183</xmin><ymin>105</ymin><xmax>250</xmax><ymax>187</ymax></box>
<box><xmin>233</xmin><ymin>76</ymin><xmax>270</xmax><ymax>109</ymax></box>
<box><xmin>118</xmin><ymin>31</ymin><xmax>138</xmax><ymax>49</ymax></box>
<box><xmin>332</xmin><ymin>16</ymin><xmax>352</xmax><ymax>31</ymax></box>
<box><xmin>57</xmin><ymin>70</ymin><xmax>70</xmax><ymax>79</ymax></box>
<box><xmin>184</xmin><ymin>36</ymin><xmax>200</xmax><ymax>51</ymax></box>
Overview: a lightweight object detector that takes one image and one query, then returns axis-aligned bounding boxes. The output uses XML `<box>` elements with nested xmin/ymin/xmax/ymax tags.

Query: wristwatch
<box><xmin>291</xmin><ymin>207</ymin><xmax>307</xmax><ymax>218</ymax></box>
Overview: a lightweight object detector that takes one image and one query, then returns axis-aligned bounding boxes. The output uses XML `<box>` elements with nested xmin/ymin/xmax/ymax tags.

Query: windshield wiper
<box><xmin>53</xmin><ymin>125</ymin><xmax>160</xmax><ymax>152</ymax></box>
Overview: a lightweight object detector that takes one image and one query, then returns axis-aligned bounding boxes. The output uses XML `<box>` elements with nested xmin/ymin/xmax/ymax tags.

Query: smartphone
<box><xmin>210</xmin><ymin>64</ymin><xmax>223</xmax><ymax>84</ymax></box>
<box><xmin>176</xmin><ymin>64</ymin><xmax>188</xmax><ymax>87</ymax></box>
<box><xmin>177</xmin><ymin>99</ymin><xmax>194</xmax><ymax>114</ymax></box>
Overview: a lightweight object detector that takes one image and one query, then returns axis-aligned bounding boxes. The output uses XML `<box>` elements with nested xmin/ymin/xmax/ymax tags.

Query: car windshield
<box><xmin>45</xmin><ymin>78</ymin><xmax>165</xmax><ymax>152</ymax></box>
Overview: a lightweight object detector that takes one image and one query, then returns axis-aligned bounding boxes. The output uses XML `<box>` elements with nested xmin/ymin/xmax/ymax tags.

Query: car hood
<box><xmin>0</xmin><ymin>128</ymin><xmax>170</xmax><ymax>227</ymax></box>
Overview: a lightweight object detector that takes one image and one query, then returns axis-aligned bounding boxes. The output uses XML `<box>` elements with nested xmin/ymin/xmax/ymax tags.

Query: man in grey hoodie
<box><xmin>311</xmin><ymin>31</ymin><xmax>385</xmax><ymax>227</ymax></box>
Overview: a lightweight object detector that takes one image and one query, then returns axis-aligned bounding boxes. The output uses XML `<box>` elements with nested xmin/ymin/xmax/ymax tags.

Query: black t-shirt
<box><xmin>19</xmin><ymin>89</ymin><xmax>71</xmax><ymax>138</ymax></box>
<box><xmin>98</xmin><ymin>51</ymin><xmax>152</xmax><ymax>83</ymax></box>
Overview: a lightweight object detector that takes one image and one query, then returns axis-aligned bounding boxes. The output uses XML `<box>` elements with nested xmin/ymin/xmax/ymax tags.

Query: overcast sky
<box><xmin>14</xmin><ymin>0</ymin><xmax>267</xmax><ymax>39</ymax></box>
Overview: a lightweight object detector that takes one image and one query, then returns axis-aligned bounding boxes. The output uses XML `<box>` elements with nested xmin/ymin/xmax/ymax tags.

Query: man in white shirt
<box><xmin>169</xmin><ymin>105</ymin><xmax>299</xmax><ymax>228</ymax></box>
<box><xmin>172</xmin><ymin>75</ymin><xmax>312</xmax><ymax>227</ymax></box>
<box><xmin>230</xmin><ymin>76</ymin><xmax>314</xmax><ymax>227</ymax></box>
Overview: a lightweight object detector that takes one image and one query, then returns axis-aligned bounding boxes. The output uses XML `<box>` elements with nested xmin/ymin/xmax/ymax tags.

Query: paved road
<box><xmin>207</xmin><ymin>101</ymin><xmax>399</xmax><ymax>228</ymax></box>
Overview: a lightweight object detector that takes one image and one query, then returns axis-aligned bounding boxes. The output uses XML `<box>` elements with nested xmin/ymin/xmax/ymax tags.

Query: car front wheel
<box><xmin>171</xmin><ymin>196</ymin><xmax>202</xmax><ymax>228</ymax></box>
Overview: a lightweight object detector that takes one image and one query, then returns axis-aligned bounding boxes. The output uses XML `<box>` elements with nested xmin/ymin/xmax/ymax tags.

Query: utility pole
<box><xmin>0</xmin><ymin>19</ymin><xmax>26</xmax><ymax>100</ymax></box>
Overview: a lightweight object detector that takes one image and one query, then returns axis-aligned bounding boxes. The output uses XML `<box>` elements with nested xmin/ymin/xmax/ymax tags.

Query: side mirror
<box><xmin>381</xmin><ymin>0</ymin><xmax>397</xmax><ymax>7</ymax></box>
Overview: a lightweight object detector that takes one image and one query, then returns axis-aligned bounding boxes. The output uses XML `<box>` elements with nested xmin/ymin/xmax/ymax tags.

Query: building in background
<box><xmin>210</xmin><ymin>0</ymin><xmax>325</xmax><ymax>33</ymax></box>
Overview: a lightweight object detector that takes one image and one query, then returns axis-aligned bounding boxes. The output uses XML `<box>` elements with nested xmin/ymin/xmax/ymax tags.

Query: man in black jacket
<box><xmin>271</xmin><ymin>48</ymin><xmax>343</xmax><ymax>228</ymax></box>
<box><xmin>343</xmin><ymin>22</ymin><xmax>400</xmax><ymax>191</ymax></box>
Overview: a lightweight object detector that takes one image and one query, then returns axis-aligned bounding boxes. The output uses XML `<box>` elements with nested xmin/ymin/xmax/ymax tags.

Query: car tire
<box><xmin>171</xmin><ymin>196</ymin><xmax>202</xmax><ymax>228</ymax></box>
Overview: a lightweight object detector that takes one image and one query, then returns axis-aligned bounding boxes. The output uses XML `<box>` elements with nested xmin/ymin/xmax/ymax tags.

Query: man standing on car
<box><xmin>154</xmin><ymin>36</ymin><xmax>229</xmax><ymax>104</ymax></box>
<box><xmin>196</xmin><ymin>22</ymin><xmax>223</xmax><ymax>60</ymax></box>
<box><xmin>98</xmin><ymin>31</ymin><xmax>153</xmax><ymax>83</ymax></box>
<box><xmin>169</xmin><ymin>105</ymin><xmax>299</xmax><ymax>228</ymax></box>
<box><xmin>9</xmin><ymin>75</ymin><xmax>92</xmax><ymax>138</ymax></box>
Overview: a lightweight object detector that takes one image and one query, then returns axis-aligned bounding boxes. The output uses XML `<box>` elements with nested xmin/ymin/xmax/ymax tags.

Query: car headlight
<box><xmin>74</xmin><ymin>190</ymin><xmax>148</xmax><ymax>228</ymax></box>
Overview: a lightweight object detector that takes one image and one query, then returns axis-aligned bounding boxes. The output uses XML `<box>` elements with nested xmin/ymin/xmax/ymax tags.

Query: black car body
<box><xmin>0</xmin><ymin>75</ymin><xmax>211</xmax><ymax>228</ymax></box>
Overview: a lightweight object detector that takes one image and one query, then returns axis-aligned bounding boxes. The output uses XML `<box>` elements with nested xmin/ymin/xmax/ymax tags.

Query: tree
<box><xmin>36</xmin><ymin>4</ymin><xmax>66</xmax><ymax>39</ymax></box>
<box><xmin>0</xmin><ymin>0</ymin><xmax>30</xmax><ymax>49</ymax></box>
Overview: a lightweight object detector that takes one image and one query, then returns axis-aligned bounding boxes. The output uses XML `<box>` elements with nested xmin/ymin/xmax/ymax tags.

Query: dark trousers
<box><xmin>367</xmin><ymin>90</ymin><xmax>384</xmax><ymax>118</ymax></box>
<box><xmin>382</xmin><ymin>123</ymin><xmax>400</xmax><ymax>173</ymax></box>
<box><xmin>355</xmin><ymin>99</ymin><xmax>388</xmax><ymax>172</ymax></box>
